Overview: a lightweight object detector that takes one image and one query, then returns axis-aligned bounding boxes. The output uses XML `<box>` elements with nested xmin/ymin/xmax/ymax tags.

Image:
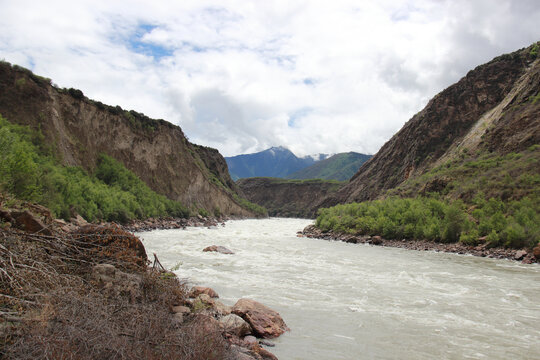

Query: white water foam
<box><xmin>138</xmin><ymin>218</ymin><xmax>540</xmax><ymax>360</ymax></box>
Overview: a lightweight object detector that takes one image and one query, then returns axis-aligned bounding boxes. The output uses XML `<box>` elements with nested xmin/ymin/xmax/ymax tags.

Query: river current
<box><xmin>137</xmin><ymin>218</ymin><xmax>540</xmax><ymax>360</ymax></box>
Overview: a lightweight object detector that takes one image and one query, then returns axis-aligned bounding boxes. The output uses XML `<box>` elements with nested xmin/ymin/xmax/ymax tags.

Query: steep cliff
<box><xmin>237</xmin><ymin>178</ymin><xmax>343</xmax><ymax>218</ymax></box>
<box><xmin>320</xmin><ymin>43</ymin><xmax>540</xmax><ymax>208</ymax></box>
<box><xmin>0</xmin><ymin>62</ymin><xmax>254</xmax><ymax>216</ymax></box>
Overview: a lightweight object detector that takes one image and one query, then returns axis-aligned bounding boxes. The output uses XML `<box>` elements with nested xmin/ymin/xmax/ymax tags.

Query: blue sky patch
<box><xmin>288</xmin><ymin>107</ymin><xmax>313</xmax><ymax>127</ymax></box>
<box><xmin>303</xmin><ymin>78</ymin><xmax>316</xmax><ymax>86</ymax></box>
<box><xmin>128</xmin><ymin>24</ymin><xmax>173</xmax><ymax>60</ymax></box>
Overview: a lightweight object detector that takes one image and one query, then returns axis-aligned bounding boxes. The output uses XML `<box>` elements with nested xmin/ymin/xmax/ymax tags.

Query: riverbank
<box><xmin>122</xmin><ymin>215</ymin><xmax>231</xmax><ymax>232</ymax></box>
<box><xmin>0</xmin><ymin>202</ymin><xmax>282</xmax><ymax>359</ymax></box>
<box><xmin>302</xmin><ymin>225</ymin><xmax>540</xmax><ymax>264</ymax></box>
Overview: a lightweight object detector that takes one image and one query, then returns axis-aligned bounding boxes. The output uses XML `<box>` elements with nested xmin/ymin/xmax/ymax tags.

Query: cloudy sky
<box><xmin>1</xmin><ymin>1</ymin><xmax>539</xmax><ymax>156</ymax></box>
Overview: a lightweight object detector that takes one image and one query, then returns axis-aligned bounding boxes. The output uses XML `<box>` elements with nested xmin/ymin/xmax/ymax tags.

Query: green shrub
<box><xmin>502</xmin><ymin>222</ymin><xmax>527</xmax><ymax>248</ymax></box>
<box><xmin>198</xmin><ymin>208</ymin><xmax>210</xmax><ymax>217</ymax></box>
<box><xmin>441</xmin><ymin>202</ymin><xmax>465</xmax><ymax>243</ymax></box>
<box><xmin>460</xmin><ymin>229</ymin><xmax>479</xmax><ymax>246</ymax></box>
<box><xmin>486</xmin><ymin>230</ymin><xmax>501</xmax><ymax>248</ymax></box>
<box><xmin>530</xmin><ymin>43</ymin><xmax>539</xmax><ymax>58</ymax></box>
<box><xmin>232</xmin><ymin>194</ymin><xmax>267</xmax><ymax>216</ymax></box>
<box><xmin>315</xmin><ymin>193</ymin><xmax>539</xmax><ymax>249</ymax></box>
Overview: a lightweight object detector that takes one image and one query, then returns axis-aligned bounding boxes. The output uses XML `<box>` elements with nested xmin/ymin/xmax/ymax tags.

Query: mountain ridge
<box><xmin>0</xmin><ymin>61</ymin><xmax>257</xmax><ymax>217</ymax></box>
<box><xmin>286</xmin><ymin>152</ymin><xmax>371</xmax><ymax>181</ymax></box>
<box><xmin>318</xmin><ymin>43</ymin><xmax>540</xmax><ymax>209</ymax></box>
<box><xmin>225</xmin><ymin>147</ymin><xmax>368</xmax><ymax>181</ymax></box>
<box><xmin>225</xmin><ymin>147</ymin><xmax>319</xmax><ymax>180</ymax></box>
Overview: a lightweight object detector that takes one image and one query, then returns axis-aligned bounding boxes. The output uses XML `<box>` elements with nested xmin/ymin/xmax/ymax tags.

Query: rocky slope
<box><xmin>237</xmin><ymin>178</ymin><xmax>343</xmax><ymax>218</ymax></box>
<box><xmin>319</xmin><ymin>43</ymin><xmax>540</xmax><ymax>208</ymax></box>
<box><xmin>0</xmin><ymin>62</ymin><xmax>253</xmax><ymax>217</ymax></box>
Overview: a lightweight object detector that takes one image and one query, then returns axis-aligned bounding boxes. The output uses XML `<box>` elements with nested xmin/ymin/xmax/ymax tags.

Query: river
<box><xmin>137</xmin><ymin>218</ymin><xmax>540</xmax><ymax>360</ymax></box>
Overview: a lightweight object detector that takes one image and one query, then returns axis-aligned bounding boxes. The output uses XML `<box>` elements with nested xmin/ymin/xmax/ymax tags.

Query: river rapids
<box><xmin>137</xmin><ymin>218</ymin><xmax>540</xmax><ymax>360</ymax></box>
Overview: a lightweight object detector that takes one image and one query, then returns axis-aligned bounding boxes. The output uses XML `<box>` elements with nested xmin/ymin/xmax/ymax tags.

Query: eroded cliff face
<box><xmin>237</xmin><ymin>178</ymin><xmax>343</xmax><ymax>218</ymax></box>
<box><xmin>0</xmin><ymin>62</ymin><xmax>253</xmax><ymax>216</ymax></box>
<box><xmin>319</xmin><ymin>43</ymin><xmax>540</xmax><ymax>208</ymax></box>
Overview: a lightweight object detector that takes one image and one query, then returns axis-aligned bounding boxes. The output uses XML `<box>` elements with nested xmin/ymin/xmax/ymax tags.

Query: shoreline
<box><xmin>122</xmin><ymin>214</ymin><xmax>247</xmax><ymax>232</ymax></box>
<box><xmin>301</xmin><ymin>225</ymin><xmax>540</xmax><ymax>264</ymax></box>
<box><xmin>0</xmin><ymin>205</ymin><xmax>282</xmax><ymax>359</ymax></box>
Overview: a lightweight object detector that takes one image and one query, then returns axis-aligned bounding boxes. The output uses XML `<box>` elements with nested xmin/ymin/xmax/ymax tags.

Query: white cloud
<box><xmin>1</xmin><ymin>0</ymin><xmax>539</xmax><ymax>156</ymax></box>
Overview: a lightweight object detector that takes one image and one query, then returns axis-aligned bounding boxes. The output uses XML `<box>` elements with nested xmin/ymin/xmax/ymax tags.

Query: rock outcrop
<box><xmin>220</xmin><ymin>314</ymin><xmax>252</xmax><ymax>337</ymax></box>
<box><xmin>0</xmin><ymin>62</ymin><xmax>254</xmax><ymax>217</ymax></box>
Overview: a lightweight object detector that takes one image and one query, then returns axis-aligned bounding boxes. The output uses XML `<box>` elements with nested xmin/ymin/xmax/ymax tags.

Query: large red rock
<box><xmin>189</xmin><ymin>286</ymin><xmax>219</xmax><ymax>298</ymax></box>
<box><xmin>232</xmin><ymin>299</ymin><xmax>289</xmax><ymax>339</ymax></box>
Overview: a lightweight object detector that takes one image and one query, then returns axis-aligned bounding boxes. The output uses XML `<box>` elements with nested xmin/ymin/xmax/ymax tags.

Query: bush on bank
<box><xmin>316</xmin><ymin>195</ymin><xmax>540</xmax><ymax>249</ymax></box>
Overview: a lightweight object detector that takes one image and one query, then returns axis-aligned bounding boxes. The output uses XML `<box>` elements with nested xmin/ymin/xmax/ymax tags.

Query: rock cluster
<box><xmin>302</xmin><ymin>225</ymin><xmax>540</xmax><ymax>264</ymax></box>
<box><xmin>175</xmin><ymin>285</ymin><xmax>288</xmax><ymax>359</ymax></box>
<box><xmin>122</xmin><ymin>216</ymin><xmax>232</xmax><ymax>232</ymax></box>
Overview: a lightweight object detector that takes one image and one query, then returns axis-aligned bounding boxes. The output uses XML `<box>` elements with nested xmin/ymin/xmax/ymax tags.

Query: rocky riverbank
<box><xmin>302</xmin><ymin>225</ymin><xmax>540</xmax><ymax>264</ymax></box>
<box><xmin>0</xmin><ymin>198</ymin><xmax>284</xmax><ymax>359</ymax></box>
<box><xmin>122</xmin><ymin>215</ymin><xmax>232</xmax><ymax>232</ymax></box>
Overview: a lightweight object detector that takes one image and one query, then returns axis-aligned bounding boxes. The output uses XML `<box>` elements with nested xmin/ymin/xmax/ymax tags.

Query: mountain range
<box><xmin>286</xmin><ymin>152</ymin><xmax>372</xmax><ymax>181</ymax></box>
<box><xmin>225</xmin><ymin>147</ymin><xmax>370</xmax><ymax>181</ymax></box>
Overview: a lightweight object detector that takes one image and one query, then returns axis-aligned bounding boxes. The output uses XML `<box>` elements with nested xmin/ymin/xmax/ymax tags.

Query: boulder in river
<box><xmin>203</xmin><ymin>245</ymin><xmax>234</xmax><ymax>254</ymax></box>
<box><xmin>232</xmin><ymin>298</ymin><xmax>289</xmax><ymax>339</ymax></box>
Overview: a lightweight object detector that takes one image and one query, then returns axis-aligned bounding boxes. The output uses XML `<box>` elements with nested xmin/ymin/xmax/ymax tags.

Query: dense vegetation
<box><xmin>286</xmin><ymin>152</ymin><xmax>371</xmax><ymax>181</ymax></box>
<box><xmin>316</xmin><ymin>195</ymin><xmax>540</xmax><ymax>249</ymax></box>
<box><xmin>316</xmin><ymin>145</ymin><xmax>540</xmax><ymax>249</ymax></box>
<box><xmin>0</xmin><ymin>114</ymin><xmax>190</xmax><ymax>222</ymax></box>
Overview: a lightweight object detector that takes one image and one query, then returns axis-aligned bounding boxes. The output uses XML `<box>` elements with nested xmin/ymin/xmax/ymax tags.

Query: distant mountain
<box><xmin>225</xmin><ymin>146</ymin><xmax>320</xmax><ymax>180</ymax></box>
<box><xmin>286</xmin><ymin>152</ymin><xmax>372</xmax><ymax>181</ymax></box>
